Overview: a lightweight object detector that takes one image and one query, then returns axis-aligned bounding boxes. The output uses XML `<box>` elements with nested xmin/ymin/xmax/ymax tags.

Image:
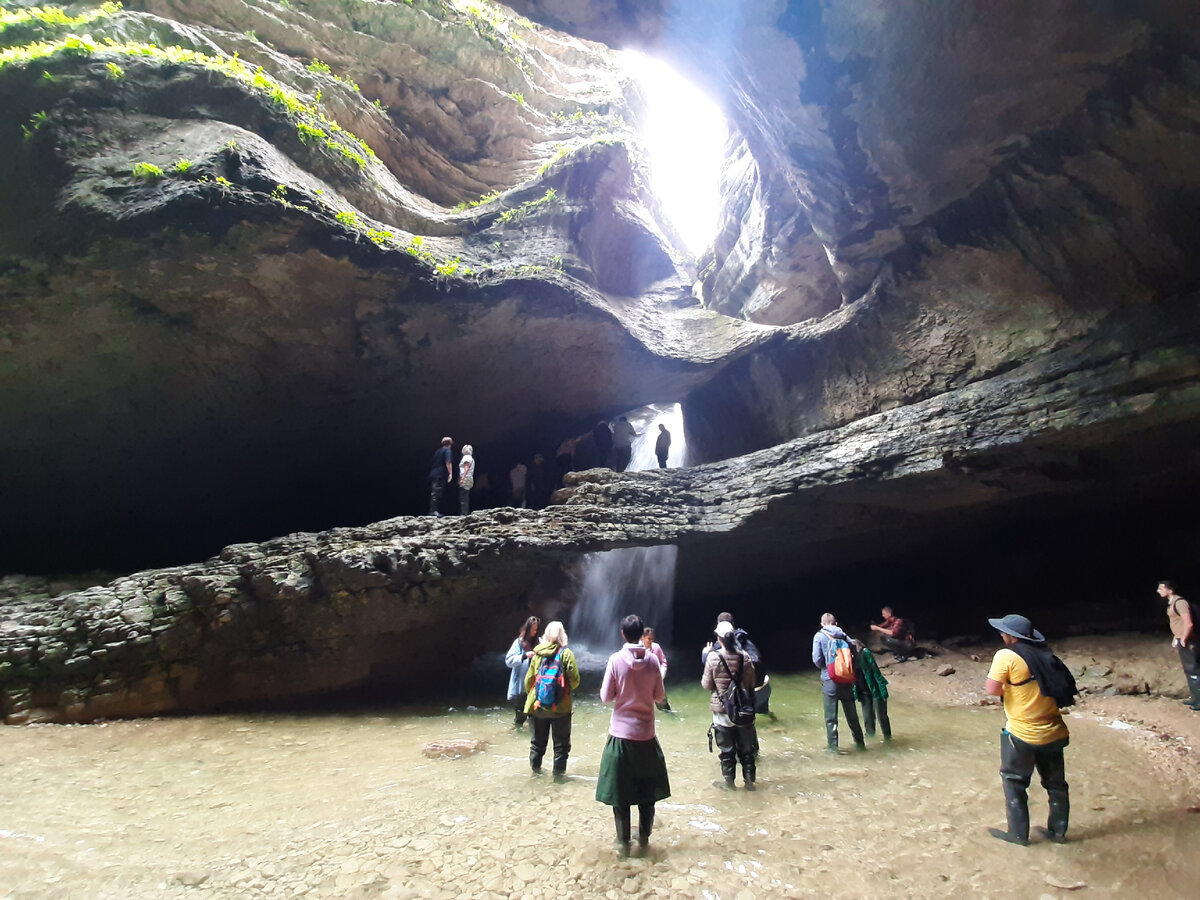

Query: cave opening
<box><xmin>619</xmin><ymin>51</ymin><xmax>727</xmax><ymax>256</ymax></box>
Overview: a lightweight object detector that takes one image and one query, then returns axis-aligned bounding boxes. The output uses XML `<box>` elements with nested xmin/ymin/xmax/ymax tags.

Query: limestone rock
<box><xmin>421</xmin><ymin>739</ymin><xmax>489</xmax><ymax>760</ymax></box>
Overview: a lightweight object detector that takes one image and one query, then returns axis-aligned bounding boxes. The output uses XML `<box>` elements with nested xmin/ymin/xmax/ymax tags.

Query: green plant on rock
<box><xmin>104</xmin><ymin>60</ymin><xmax>122</xmax><ymax>79</ymax></box>
<box><xmin>307</xmin><ymin>58</ymin><xmax>331</xmax><ymax>75</ymax></box>
<box><xmin>496</xmin><ymin>188</ymin><xmax>558</xmax><ymax>226</ymax></box>
<box><xmin>131</xmin><ymin>162</ymin><xmax>164</xmax><ymax>180</ymax></box>
<box><xmin>171</xmin><ymin>158</ymin><xmax>194</xmax><ymax>174</ymax></box>
<box><xmin>0</xmin><ymin>2</ymin><xmax>122</xmax><ymax>35</ymax></box>
<box><xmin>21</xmin><ymin>109</ymin><xmax>47</xmax><ymax>140</ymax></box>
<box><xmin>335</xmin><ymin>209</ymin><xmax>363</xmax><ymax>229</ymax></box>
<box><xmin>509</xmin><ymin>91</ymin><xmax>525</xmax><ymax>106</ymax></box>
<box><xmin>0</xmin><ymin>36</ymin><xmax>378</xmax><ymax>175</ymax></box>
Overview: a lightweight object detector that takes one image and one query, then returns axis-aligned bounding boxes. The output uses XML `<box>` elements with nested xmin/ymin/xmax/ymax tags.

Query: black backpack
<box><xmin>1010</xmin><ymin>643</ymin><xmax>1079</xmax><ymax>709</ymax></box>
<box><xmin>717</xmin><ymin>653</ymin><xmax>756</xmax><ymax>726</ymax></box>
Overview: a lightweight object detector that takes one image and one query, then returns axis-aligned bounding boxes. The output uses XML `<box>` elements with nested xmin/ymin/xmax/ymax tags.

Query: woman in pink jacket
<box><xmin>596</xmin><ymin>614</ymin><xmax>671</xmax><ymax>858</ymax></box>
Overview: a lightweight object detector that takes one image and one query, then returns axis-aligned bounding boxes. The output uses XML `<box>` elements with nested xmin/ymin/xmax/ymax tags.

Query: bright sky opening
<box><xmin>620</xmin><ymin>52</ymin><xmax>727</xmax><ymax>257</ymax></box>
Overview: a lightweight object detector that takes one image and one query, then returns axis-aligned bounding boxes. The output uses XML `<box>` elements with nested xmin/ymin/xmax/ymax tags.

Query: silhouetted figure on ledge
<box><xmin>654</xmin><ymin>424</ymin><xmax>671</xmax><ymax>468</ymax></box>
<box><xmin>428</xmin><ymin>436</ymin><xmax>453</xmax><ymax>516</ymax></box>
<box><xmin>612</xmin><ymin>416</ymin><xmax>638</xmax><ymax>472</ymax></box>
<box><xmin>593</xmin><ymin>420</ymin><xmax>614</xmax><ymax>470</ymax></box>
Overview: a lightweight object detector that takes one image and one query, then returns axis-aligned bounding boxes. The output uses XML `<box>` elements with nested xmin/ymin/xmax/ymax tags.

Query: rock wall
<box><xmin>4</xmin><ymin>325</ymin><xmax>1199</xmax><ymax>722</ymax></box>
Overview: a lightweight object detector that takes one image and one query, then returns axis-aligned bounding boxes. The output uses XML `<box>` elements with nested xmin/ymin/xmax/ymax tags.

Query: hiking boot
<box><xmin>987</xmin><ymin>827</ymin><xmax>1028</xmax><ymax>846</ymax></box>
<box><xmin>1035</xmin><ymin>826</ymin><xmax>1067</xmax><ymax>844</ymax></box>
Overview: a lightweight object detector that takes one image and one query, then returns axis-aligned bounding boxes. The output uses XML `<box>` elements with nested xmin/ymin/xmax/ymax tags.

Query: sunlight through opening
<box><xmin>620</xmin><ymin>52</ymin><xmax>727</xmax><ymax>257</ymax></box>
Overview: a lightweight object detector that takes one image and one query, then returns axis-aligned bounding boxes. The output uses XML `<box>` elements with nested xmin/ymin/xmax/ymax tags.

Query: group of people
<box><xmin>427</xmin><ymin>419</ymin><xmax>677</xmax><ymax>518</ymax></box>
<box><xmin>504</xmin><ymin>614</ymin><xmax>670</xmax><ymax>857</ymax></box>
<box><xmin>496</xmin><ymin>581</ymin><xmax>1198</xmax><ymax>856</ymax></box>
<box><xmin>556</xmin><ymin>417</ymin><xmax>675</xmax><ymax>479</ymax></box>
<box><xmin>427</xmin><ymin>436</ymin><xmax>476</xmax><ymax>516</ymax></box>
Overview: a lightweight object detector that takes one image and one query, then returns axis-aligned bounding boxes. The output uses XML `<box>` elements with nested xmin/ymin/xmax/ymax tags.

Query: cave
<box><xmin>2</xmin><ymin>0</ymin><xmax>1200</xmax><ymax>725</ymax></box>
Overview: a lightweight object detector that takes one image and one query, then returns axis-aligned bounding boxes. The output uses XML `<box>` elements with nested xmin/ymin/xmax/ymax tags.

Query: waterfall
<box><xmin>568</xmin><ymin>404</ymin><xmax>685</xmax><ymax>666</ymax></box>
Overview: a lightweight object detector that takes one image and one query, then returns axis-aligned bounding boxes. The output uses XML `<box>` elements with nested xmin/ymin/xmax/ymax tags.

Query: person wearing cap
<box><xmin>701</xmin><ymin>620</ymin><xmax>757</xmax><ymax>789</ymax></box>
<box><xmin>984</xmin><ymin>614</ymin><xmax>1070</xmax><ymax>846</ymax></box>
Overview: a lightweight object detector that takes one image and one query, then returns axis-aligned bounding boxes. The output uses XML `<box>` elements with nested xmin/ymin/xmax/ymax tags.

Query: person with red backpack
<box><xmin>1159</xmin><ymin>580</ymin><xmax>1200</xmax><ymax>711</ymax></box>
<box><xmin>522</xmin><ymin>620</ymin><xmax>581</xmax><ymax>782</ymax></box>
<box><xmin>812</xmin><ymin>613</ymin><xmax>866</xmax><ymax>753</ymax></box>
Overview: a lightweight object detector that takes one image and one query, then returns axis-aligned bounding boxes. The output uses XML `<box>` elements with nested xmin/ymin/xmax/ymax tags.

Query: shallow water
<box><xmin>1</xmin><ymin>674</ymin><xmax>1198</xmax><ymax>899</ymax></box>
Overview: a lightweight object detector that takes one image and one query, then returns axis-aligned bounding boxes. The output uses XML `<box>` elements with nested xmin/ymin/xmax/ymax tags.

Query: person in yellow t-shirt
<box><xmin>984</xmin><ymin>614</ymin><xmax>1069</xmax><ymax>846</ymax></box>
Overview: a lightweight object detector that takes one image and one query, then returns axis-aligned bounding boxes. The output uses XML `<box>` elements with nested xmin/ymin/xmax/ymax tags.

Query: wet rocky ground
<box><xmin>1</xmin><ymin>637</ymin><xmax>1198</xmax><ymax>899</ymax></box>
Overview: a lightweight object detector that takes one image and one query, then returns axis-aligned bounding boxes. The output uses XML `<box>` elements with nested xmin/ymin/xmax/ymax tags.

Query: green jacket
<box><xmin>854</xmin><ymin>646</ymin><xmax>889</xmax><ymax>700</ymax></box>
<box><xmin>523</xmin><ymin>641</ymin><xmax>581</xmax><ymax>717</ymax></box>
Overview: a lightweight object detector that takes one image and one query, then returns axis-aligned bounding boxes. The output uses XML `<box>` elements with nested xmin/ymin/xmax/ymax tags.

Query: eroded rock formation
<box><xmin>2</xmin><ymin>1</ymin><xmax>1199</xmax><ymax>721</ymax></box>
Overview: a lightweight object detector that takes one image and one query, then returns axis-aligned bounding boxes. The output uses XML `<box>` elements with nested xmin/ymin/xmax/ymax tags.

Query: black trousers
<box><xmin>530</xmin><ymin>714</ymin><xmax>572</xmax><ymax>774</ymax></box>
<box><xmin>823</xmin><ymin>686</ymin><xmax>864</xmax><ymax>749</ymax></box>
<box><xmin>712</xmin><ymin>723</ymin><xmax>756</xmax><ymax>781</ymax></box>
<box><xmin>859</xmin><ymin>694</ymin><xmax>891</xmax><ymax>739</ymax></box>
<box><xmin>428</xmin><ymin>478</ymin><xmax>445</xmax><ymax>515</ymax></box>
<box><xmin>999</xmin><ymin>730</ymin><xmax>1069</xmax><ymax>841</ymax></box>
<box><xmin>1178</xmin><ymin>641</ymin><xmax>1200</xmax><ymax>695</ymax></box>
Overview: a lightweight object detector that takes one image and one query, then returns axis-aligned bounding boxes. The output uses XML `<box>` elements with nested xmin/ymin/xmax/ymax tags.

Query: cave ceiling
<box><xmin>1</xmin><ymin>0</ymin><xmax>1198</xmax><ymax>591</ymax></box>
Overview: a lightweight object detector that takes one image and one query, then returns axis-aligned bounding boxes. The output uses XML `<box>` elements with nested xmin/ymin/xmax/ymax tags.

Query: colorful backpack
<box><xmin>533</xmin><ymin>650</ymin><xmax>566</xmax><ymax>711</ymax></box>
<box><xmin>823</xmin><ymin>629</ymin><xmax>856</xmax><ymax>684</ymax></box>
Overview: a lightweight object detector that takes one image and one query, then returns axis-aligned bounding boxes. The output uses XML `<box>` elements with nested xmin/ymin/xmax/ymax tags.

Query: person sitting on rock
<box><xmin>871</xmin><ymin>606</ymin><xmax>916</xmax><ymax>661</ymax></box>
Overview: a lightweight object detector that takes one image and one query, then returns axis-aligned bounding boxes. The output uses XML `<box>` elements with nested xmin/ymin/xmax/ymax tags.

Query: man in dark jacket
<box><xmin>428</xmin><ymin>436</ymin><xmax>453</xmax><ymax>516</ymax></box>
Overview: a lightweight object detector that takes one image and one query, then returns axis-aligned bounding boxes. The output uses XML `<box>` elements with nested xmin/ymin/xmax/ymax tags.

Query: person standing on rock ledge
<box><xmin>984</xmin><ymin>614</ymin><xmax>1071</xmax><ymax>846</ymax></box>
<box><xmin>612</xmin><ymin>416</ymin><xmax>638</xmax><ymax>472</ymax></box>
<box><xmin>428</xmin><ymin>436</ymin><xmax>453</xmax><ymax>516</ymax></box>
<box><xmin>1159</xmin><ymin>580</ymin><xmax>1200</xmax><ymax>711</ymax></box>
<box><xmin>654</xmin><ymin>423</ymin><xmax>671</xmax><ymax>468</ymax></box>
<box><xmin>457</xmin><ymin>444</ymin><xmax>475</xmax><ymax>515</ymax></box>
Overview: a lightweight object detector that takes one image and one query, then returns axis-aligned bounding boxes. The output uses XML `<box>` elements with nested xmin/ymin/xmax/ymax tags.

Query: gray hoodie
<box><xmin>813</xmin><ymin>625</ymin><xmax>850</xmax><ymax>695</ymax></box>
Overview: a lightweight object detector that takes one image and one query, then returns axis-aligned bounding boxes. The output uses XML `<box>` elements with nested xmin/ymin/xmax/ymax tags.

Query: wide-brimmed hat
<box><xmin>988</xmin><ymin>614</ymin><xmax>1045</xmax><ymax>644</ymax></box>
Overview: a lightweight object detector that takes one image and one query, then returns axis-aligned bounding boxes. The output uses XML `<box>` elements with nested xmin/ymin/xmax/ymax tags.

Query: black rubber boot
<box><xmin>743</xmin><ymin>762</ymin><xmax>756</xmax><ymax>791</ymax></box>
<box><xmin>613</xmin><ymin>807</ymin><xmax>632</xmax><ymax>857</ymax></box>
<box><xmin>1000</xmin><ymin>779</ymin><xmax>1031</xmax><ymax>845</ymax></box>
<box><xmin>637</xmin><ymin>804</ymin><xmax>654</xmax><ymax>848</ymax></box>
<box><xmin>1185</xmin><ymin>676</ymin><xmax>1200</xmax><ymax>710</ymax></box>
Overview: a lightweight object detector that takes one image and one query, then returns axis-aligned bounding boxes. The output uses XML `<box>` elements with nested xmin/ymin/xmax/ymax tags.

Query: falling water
<box><xmin>569</xmin><ymin>403</ymin><xmax>685</xmax><ymax>665</ymax></box>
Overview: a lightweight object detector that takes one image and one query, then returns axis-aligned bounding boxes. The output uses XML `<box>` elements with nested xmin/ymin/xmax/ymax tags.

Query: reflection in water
<box><xmin>3</xmin><ymin>676</ymin><xmax>1198</xmax><ymax>899</ymax></box>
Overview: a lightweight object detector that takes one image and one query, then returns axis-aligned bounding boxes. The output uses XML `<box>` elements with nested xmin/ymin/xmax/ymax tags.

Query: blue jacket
<box><xmin>505</xmin><ymin>638</ymin><xmax>531</xmax><ymax>702</ymax></box>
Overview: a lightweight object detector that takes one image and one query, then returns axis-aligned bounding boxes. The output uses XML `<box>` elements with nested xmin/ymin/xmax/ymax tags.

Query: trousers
<box><xmin>999</xmin><ymin>729</ymin><xmax>1069</xmax><ymax>841</ymax></box>
<box><xmin>823</xmin><ymin>686</ymin><xmax>864</xmax><ymax>749</ymax></box>
<box><xmin>859</xmin><ymin>694</ymin><xmax>891</xmax><ymax>739</ymax></box>
<box><xmin>530</xmin><ymin>714</ymin><xmax>572</xmax><ymax>774</ymax></box>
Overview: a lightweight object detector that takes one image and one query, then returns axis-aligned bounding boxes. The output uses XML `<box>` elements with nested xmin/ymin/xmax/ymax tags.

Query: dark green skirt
<box><xmin>595</xmin><ymin>735</ymin><xmax>671</xmax><ymax>807</ymax></box>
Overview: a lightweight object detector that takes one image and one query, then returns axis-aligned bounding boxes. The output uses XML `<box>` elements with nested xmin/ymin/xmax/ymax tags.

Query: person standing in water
<box><xmin>702</xmin><ymin>620</ymin><xmax>757</xmax><ymax>789</ymax></box>
<box><xmin>984</xmin><ymin>614</ymin><xmax>1071</xmax><ymax>846</ymax></box>
<box><xmin>523</xmin><ymin>621</ymin><xmax>580</xmax><ymax>782</ymax></box>
<box><xmin>504</xmin><ymin>616</ymin><xmax>539</xmax><ymax>729</ymax></box>
<box><xmin>597</xmin><ymin>614</ymin><xmax>670</xmax><ymax>858</ymax></box>
<box><xmin>641</xmin><ymin>626</ymin><xmax>672</xmax><ymax>711</ymax></box>
<box><xmin>654</xmin><ymin>424</ymin><xmax>671</xmax><ymax>468</ymax></box>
